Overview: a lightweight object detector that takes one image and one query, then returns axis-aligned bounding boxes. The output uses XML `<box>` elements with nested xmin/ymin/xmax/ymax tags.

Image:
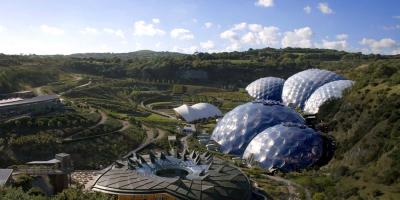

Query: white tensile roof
<box><xmin>0</xmin><ymin>97</ymin><xmax>23</xmax><ymax>104</ymax></box>
<box><xmin>173</xmin><ymin>103</ymin><xmax>222</xmax><ymax>122</ymax></box>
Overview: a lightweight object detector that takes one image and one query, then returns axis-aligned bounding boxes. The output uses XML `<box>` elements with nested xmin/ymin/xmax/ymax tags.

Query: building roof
<box><xmin>92</xmin><ymin>151</ymin><xmax>252</xmax><ymax>200</ymax></box>
<box><xmin>0</xmin><ymin>95</ymin><xmax>59</xmax><ymax>108</ymax></box>
<box><xmin>173</xmin><ymin>103</ymin><xmax>222</xmax><ymax>123</ymax></box>
<box><xmin>246</xmin><ymin>77</ymin><xmax>285</xmax><ymax>101</ymax></box>
<box><xmin>282</xmin><ymin>69</ymin><xmax>345</xmax><ymax>109</ymax></box>
<box><xmin>168</xmin><ymin>135</ymin><xmax>177</xmax><ymax>141</ymax></box>
<box><xmin>0</xmin><ymin>98</ymin><xmax>23</xmax><ymax>104</ymax></box>
<box><xmin>303</xmin><ymin>80</ymin><xmax>354</xmax><ymax>114</ymax></box>
<box><xmin>27</xmin><ymin>159</ymin><xmax>61</xmax><ymax>165</ymax></box>
<box><xmin>0</xmin><ymin>169</ymin><xmax>13</xmax><ymax>186</ymax></box>
<box><xmin>243</xmin><ymin>123</ymin><xmax>323</xmax><ymax>172</ymax></box>
<box><xmin>211</xmin><ymin>100</ymin><xmax>305</xmax><ymax>155</ymax></box>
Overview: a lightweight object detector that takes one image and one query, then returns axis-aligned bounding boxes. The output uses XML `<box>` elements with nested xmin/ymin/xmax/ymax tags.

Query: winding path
<box><xmin>123</xmin><ymin>126</ymin><xmax>166</xmax><ymax>158</ymax></box>
<box><xmin>63</xmin><ymin>119</ymin><xmax>130</xmax><ymax>142</ymax></box>
<box><xmin>180</xmin><ymin>133</ymin><xmax>192</xmax><ymax>151</ymax></box>
<box><xmin>63</xmin><ymin>110</ymin><xmax>107</xmax><ymax>141</ymax></box>
<box><xmin>59</xmin><ymin>80</ymin><xmax>92</xmax><ymax>95</ymax></box>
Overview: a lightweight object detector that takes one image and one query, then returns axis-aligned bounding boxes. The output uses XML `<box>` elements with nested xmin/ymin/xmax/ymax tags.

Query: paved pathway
<box><xmin>180</xmin><ymin>133</ymin><xmax>192</xmax><ymax>151</ymax></box>
<box><xmin>123</xmin><ymin>126</ymin><xmax>166</xmax><ymax>158</ymax></box>
<box><xmin>63</xmin><ymin>110</ymin><xmax>107</xmax><ymax>141</ymax></box>
<box><xmin>59</xmin><ymin>80</ymin><xmax>92</xmax><ymax>95</ymax></box>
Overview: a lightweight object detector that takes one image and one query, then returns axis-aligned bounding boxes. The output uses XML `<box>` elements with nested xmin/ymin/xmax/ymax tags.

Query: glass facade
<box><xmin>245</xmin><ymin>77</ymin><xmax>285</xmax><ymax>101</ymax></box>
<box><xmin>282</xmin><ymin>69</ymin><xmax>344</xmax><ymax>109</ymax></box>
<box><xmin>242</xmin><ymin>123</ymin><xmax>323</xmax><ymax>172</ymax></box>
<box><xmin>211</xmin><ymin>101</ymin><xmax>305</xmax><ymax>155</ymax></box>
<box><xmin>304</xmin><ymin>80</ymin><xmax>354</xmax><ymax>114</ymax></box>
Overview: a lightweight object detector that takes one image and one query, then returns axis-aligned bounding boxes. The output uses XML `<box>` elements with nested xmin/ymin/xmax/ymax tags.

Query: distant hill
<box><xmin>68</xmin><ymin>50</ymin><xmax>185</xmax><ymax>60</ymax></box>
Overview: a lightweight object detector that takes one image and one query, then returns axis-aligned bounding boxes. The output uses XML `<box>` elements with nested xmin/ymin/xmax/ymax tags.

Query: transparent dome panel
<box><xmin>211</xmin><ymin>101</ymin><xmax>305</xmax><ymax>155</ymax></box>
<box><xmin>246</xmin><ymin>77</ymin><xmax>285</xmax><ymax>101</ymax></box>
<box><xmin>243</xmin><ymin>123</ymin><xmax>323</xmax><ymax>172</ymax></box>
<box><xmin>282</xmin><ymin>69</ymin><xmax>345</xmax><ymax>109</ymax></box>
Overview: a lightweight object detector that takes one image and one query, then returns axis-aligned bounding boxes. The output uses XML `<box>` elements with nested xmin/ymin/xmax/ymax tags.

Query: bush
<box><xmin>312</xmin><ymin>192</ymin><xmax>327</xmax><ymax>200</ymax></box>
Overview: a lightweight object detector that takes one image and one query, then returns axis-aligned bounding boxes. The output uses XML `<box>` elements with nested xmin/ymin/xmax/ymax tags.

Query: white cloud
<box><xmin>360</xmin><ymin>38</ymin><xmax>397</xmax><ymax>53</ymax></box>
<box><xmin>241</xmin><ymin>26</ymin><xmax>280</xmax><ymax>46</ymax></box>
<box><xmin>257</xmin><ymin>26</ymin><xmax>280</xmax><ymax>46</ymax></box>
<box><xmin>248</xmin><ymin>24</ymin><xmax>262</xmax><ymax>32</ymax></box>
<box><xmin>318</xmin><ymin>40</ymin><xmax>347</xmax><ymax>50</ymax></box>
<box><xmin>393</xmin><ymin>16</ymin><xmax>400</xmax><ymax>19</ymax></box>
<box><xmin>40</xmin><ymin>24</ymin><xmax>65</xmax><ymax>36</ymax></box>
<box><xmin>336</xmin><ymin>34</ymin><xmax>348</xmax><ymax>40</ymax></box>
<box><xmin>172</xmin><ymin>45</ymin><xmax>198</xmax><ymax>54</ymax></box>
<box><xmin>80</xmin><ymin>27</ymin><xmax>99</xmax><ymax>35</ymax></box>
<box><xmin>103</xmin><ymin>28</ymin><xmax>125</xmax><ymax>39</ymax></box>
<box><xmin>0</xmin><ymin>25</ymin><xmax>6</xmax><ymax>33</ymax></box>
<box><xmin>220</xmin><ymin>23</ymin><xmax>280</xmax><ymax>51</ymax></box>
<box><xmin>383</xmin><ymin>24</ymin><xmax>400</xmax><ymax>30</ymax></box>
<box><xmin>304</xmin><ymin>6</ymin><xmax>312</xmax><ymax>14</ymax></box>
<box><xmin>152</xmin><ymin>18</ymin><xmax>160</xmax><ymax>24</ymax></box>
<box><xmin>226</xmin><ymin>42</ymin><xmax>241</xmax><ymax>51</ymax></box>
<box><xmin>170</xmin><ymin>28</ymin><xmax>194</xmax><ymax>40</ymax></box>
<box><xmin>318</xmin><ymin>3</ymin><xmax>333</xmax><ymax>15</ymax></box>
<box><xmin>133</xmin><ymin>20</ymin><xmax>165</xmax><ymax>36</ymax></box>
<box><xmin>241</xmin><ymin>32</ymin><xmax>257</xmax><ymax>44</ymax></box>
<box><xmin>282</xmin><ymin>27</ymin><xmax>313</xmax><ymax>48</ymax></box>
<box><xmin>220</xmin><ymin>30</ymin><xmax>237</xmax><ymax>41</ymax></box>
<box><xmin>204</xmin><ymin>22</ymin><xmax>213</xmax><ymax>29</ymax></box>
<box><xmin>200</xmin><ymin>40</ymin><xmax>215</xmax><ymax>50</ymax></box>
<box><xmin>392</xmin><ymin>48</ymin><xmax>400</xmax><ymax>55</ymax></box>
<box><xmin>255</xmin><ymin>0</ymin><xmax>274</xmax><ymax>7</ymax></box>
<box><xmin>232</xmin><ymin>22</ymin><xmax>247</xmax><ymax>31</ymax></box>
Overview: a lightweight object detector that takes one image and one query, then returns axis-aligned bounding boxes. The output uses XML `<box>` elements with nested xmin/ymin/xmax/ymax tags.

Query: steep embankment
<box><xmin>307</xmin><ymin>58</ymin><xmax>400</xmax><ymax>199</ymax></box>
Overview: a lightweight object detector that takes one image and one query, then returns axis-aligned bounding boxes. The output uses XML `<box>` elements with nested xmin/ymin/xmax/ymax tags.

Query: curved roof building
<box><xmin>304</xmin><ymin>80</ymin><xmax>354</xmax><ymax>114</ymax></box>
<box><xmin>245</xmin><ymin>77</ymin><xmax>285</xmax><ymax>101</ymax></box>
<box><xmin>282</xmin><ymin>69</ymin><xmax>345</xmax><ymax>109</ymax></box>
<box><xmin>242</xmin><ymin>123</ymin><xmax>323</xmax><ymax>172</ymax></box>
<box><xmin>210</xmin><ymin>100</ymin><xmax>305</xmax><ymax>155</ymax></box>
<box><xmin>173</xmin><ymin>103</ymin><xmax>222</xmax><ymax>123</ymax></box>
<box><xmin>92</xmin><ymin>150</ymin><xmax>252</xmax><ymax>200</ymax></box>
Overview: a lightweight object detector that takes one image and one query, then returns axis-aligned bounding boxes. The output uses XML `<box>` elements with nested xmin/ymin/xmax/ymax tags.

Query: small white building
<box><xmin>173</xmin><ymin>103</ymin><xmax>222</xmax><ymax>123</ymax></box>
<box><xmin>182</xmin><ymin>124</ymin><xmax>196</xmax><ymax>134</ymax></box>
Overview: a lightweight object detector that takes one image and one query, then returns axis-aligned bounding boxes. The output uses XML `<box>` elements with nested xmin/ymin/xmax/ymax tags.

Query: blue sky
<box><xmin>0</xmin><ymin>0</ymin><xmax>399</xmax><ymax>55</ymax></box>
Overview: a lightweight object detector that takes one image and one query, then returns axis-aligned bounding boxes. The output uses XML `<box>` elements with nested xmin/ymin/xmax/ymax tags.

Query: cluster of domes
<box><xmin>282</xmin><ymin>69</ymin><xmax>345</xmax><ymax>109</ymax></box>
<box><xmin>211</xmin><ymin>100</ymin><xmax>304</xmax><ymax>155</ymax></box>
<box><xmin>245</xmin><ymin>69</ymin><xmax>353</xmax><ymax>114</ymax></box>
<box><xmin>211</xmin><ymin>69</ymin><xmax>353</xmax><ymax>172</ymax></box>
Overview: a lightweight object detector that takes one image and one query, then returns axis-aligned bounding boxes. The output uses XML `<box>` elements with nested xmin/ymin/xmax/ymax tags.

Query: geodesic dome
<box><xmin>304</xmin><ymin>80</ymin><xmax>354</xmax><ymax>114</ymax></box>
<box><xmin>245</xmin><ymin>77</ymin><xmax>285</xmax><ymax>101</ymax></box>
<box><xmin>242</xmin><ymin>123</ymin><xmax>323</xmax><ymax>172</ymax></box>
<box><xmin>282</xmin><ymin>69</ymin><xmax>345</xmax><ymax>109</ymax></box>
<box><xmin>210</xmin><ymin>100</ymin><xmax>305</xmax><ymax>155</ymax></box>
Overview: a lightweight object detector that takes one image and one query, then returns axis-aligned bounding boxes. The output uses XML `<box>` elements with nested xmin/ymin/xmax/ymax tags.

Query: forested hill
<box><xmin>68</xmin><ymin>50</ymin><xmax>185</xmax><ymax>60</ymax></box>
<box><xmin>61</xmin><ymin>48</ymin><xmax>398</xmax><ymax>86</ymax></box>
<box><xmin>1</xmin><ymin>48</ymin><xmax>399</xmax><ymax>92</ymax></box>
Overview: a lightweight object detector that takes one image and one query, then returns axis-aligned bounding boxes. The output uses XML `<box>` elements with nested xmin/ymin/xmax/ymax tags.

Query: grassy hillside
<box><xmin>300</xmin><ymin>58</ymin><xmax>400</xmax><ymax>199</ymax></box>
